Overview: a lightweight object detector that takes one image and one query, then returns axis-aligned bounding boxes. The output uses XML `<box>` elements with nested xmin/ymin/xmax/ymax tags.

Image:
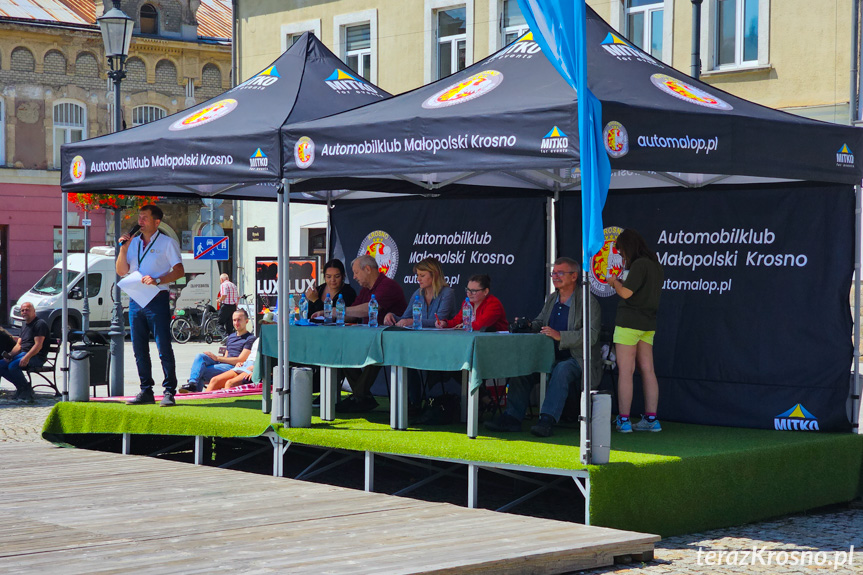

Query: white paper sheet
<box><xmin>118</xmin><ymin>271</ymin><xmax>161</xmax><ymax>308</ymax></box>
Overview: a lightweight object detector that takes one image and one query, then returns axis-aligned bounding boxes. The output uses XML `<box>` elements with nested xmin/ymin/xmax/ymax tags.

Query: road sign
<box><xmin>194</xmin><ymin>236</ymin><xmax>230</xmax><ymax>260</ymax></box>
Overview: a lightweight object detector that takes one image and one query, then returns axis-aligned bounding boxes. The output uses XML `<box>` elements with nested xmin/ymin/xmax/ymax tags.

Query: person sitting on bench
<box><xmin>181</xmin><ymin>310</ymin><xmax>255</xmax><ymax>393</ymax></box>
<box><xmin>204</xmin><ymin>339</ymin><xmax>260</xmax><ymax>392</ymax></box>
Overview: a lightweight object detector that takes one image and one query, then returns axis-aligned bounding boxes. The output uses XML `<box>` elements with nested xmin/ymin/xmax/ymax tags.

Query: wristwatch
<box><xmin>155</xmin><ymin>278</ymin><xmax>162</xmax><ymax>285</ymax></box>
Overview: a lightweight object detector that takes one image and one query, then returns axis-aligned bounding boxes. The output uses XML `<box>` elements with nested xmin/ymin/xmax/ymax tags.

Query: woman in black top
<box><xmin>307</xmin><ymin>259</ymin><xmax>357</xmax><ymax>316</ymax></box>
<box><xmin>607</xmin><ymin>229</ymin><xmax>664</xmax><ymax>433</ymax></box>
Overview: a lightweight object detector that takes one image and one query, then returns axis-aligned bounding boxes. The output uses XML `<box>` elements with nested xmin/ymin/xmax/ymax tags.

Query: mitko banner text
<box><xmin>559</xmin><ymin>182</ymin><xmax>854</xmax><ymax>431</ymax></box>
<box><xmin>330</xmin><ymin>196</ymin><xmax>547</xmax><ymax>320</ymax></box>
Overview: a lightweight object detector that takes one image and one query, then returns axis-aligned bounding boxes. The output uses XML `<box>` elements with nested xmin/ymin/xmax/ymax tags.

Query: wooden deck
<box><xmin>0</xmin><ymin>442</ymin><xmax>658</xmax><ymax>574</ymax></box>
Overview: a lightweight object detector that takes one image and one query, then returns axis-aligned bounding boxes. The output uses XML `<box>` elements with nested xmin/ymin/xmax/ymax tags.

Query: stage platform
<box><xmin>0</xmin><ymin>442</ymin><xmax>658</xmax><ymax>574</ymax></box>
<box><xmin>42</xmin><ymin>396</ymin><xmax>863</xmax><ymax>537</ymax></box>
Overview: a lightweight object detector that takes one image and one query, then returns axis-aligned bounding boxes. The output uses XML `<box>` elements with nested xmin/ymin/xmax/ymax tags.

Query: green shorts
<box><xmin>613</xmin><ymin>326</ymin><xmax>655</xmax><ymax>346</ymax></box>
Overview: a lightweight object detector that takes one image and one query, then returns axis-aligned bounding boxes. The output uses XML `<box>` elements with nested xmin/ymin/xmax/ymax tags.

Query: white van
<box><xmin>10</xmin><ymin>247</ymin><xmax>220</xmax><ymax>336</ymax></box>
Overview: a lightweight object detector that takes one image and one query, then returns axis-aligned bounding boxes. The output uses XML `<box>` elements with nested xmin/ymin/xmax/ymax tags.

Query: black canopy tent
<box><xmin>275</xmin><ymin>9</ymin><xmax>863</xmax><ymax>445</ymax></box>
<box><xmin>59</xmin><ymin>32</ymin><xmax>390</xmax><ymax>200</ymax></box>
<box><xmin>58</xmin><ymin>8</ymin><xmax>863</xmax><ymax>445</ymax></box>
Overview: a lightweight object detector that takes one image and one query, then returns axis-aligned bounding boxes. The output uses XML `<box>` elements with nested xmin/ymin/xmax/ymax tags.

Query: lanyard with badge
<box><xmin>138</xmin><ymin>230</ymin><xmax>161</xmax><ymax>268</ymax></box>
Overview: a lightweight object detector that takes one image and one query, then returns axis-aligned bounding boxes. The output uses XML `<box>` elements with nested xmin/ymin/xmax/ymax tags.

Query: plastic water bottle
<box><xmin>299</xmin><ymin>294</ymin><xmax>308</xmax><ymax>322</ymax></box>
<box><xmin>323</xmin><ymin>293</ymin><xmax>332</xmax><ymax>323</ymax></box>
<box><xmin>462</xmin><ymin>297</ymin><xmax>473</xmax><ymax>332</ymax></box>
<box><xmin>336</xmin><ymin>294</ymin><xmax>345</xmax><ymax>325</ymax></box>
<box><xmin>287</xmin><ymin>294</ymin><xmax>295</xmax><ymax>326</ymax></box>
<box><xmin>412</xmin><ymin>295</ymin><xmax>422</xmax><ymax>330</ymax></box>
<box><xmin>368</xmin><ymin>295</ymin><xmax>379</xmax><ymax>328</ymax></box>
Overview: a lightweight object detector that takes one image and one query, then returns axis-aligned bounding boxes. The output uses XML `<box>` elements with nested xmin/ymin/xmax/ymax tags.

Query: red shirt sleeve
<box><xmin>473</xmin><ymin>295</ymin><xmax>508</xmax><ymax>331</ymax></box>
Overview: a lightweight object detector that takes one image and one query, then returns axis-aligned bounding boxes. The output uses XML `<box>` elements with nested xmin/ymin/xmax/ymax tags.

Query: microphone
<box><xmin>118</xmin><ymin>224</ymin><xmax>141</xmax><ymax>247</ymax></box>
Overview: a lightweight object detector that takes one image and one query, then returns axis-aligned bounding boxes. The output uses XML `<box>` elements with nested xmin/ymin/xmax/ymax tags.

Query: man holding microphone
<box><xmin>117</xmin><ymin>204</ymin><xmax>185</xmax><ymax>406</ymax></box>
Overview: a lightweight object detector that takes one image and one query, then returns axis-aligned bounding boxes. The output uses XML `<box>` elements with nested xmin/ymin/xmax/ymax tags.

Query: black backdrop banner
<box><xmin>330</xmin><ymin>196</ymin><xmax>547</xmax><ymax>320</ymax></box>
<box><xmin>558</xmin><ymin>182</ymin><xmax>854</xmax><ymax>431</ymax></box>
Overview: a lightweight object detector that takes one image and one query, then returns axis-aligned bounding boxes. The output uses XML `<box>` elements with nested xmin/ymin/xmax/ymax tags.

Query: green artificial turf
<box><xmin>42</xmin><ymin>396</ymin><xmax>863</xmax><ymax>537</ymax></box>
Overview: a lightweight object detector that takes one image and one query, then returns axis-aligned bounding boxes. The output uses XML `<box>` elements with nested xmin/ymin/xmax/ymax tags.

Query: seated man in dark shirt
<box><xmin>336</xmin><ymin>254</ymin><xmax>407</xmax><ymax>413</ymax></box>
<box><xmin>181</xmin><ymin>310</ymin><xmax>257</xmax><ymax>393</ymax></box>
<box><xmin>0</xmin><ymin>302</ymin><xmax>49</xmax><ymax>402</ymax></box>
<box><xmin>486</xmin><ymin>257</ymin><xmax>602</xmax><ymax>437</ymax></box>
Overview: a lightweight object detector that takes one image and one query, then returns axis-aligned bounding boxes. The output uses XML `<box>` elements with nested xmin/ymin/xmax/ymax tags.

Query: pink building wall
<box><xmin>0</xmin><ymin>182</ymin><xmax>107</xmax><ymax>318</ymax></box>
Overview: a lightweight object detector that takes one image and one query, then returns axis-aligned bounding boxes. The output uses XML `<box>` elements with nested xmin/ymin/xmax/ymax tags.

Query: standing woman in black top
<box><xmin>307</xmin><ymin>259</ymin><xmax>357</xmax><ymax>317</ymax></box>
<box><xmin>607</xmin><ymin>229</ymin><xmax>664</xmax><ymax>433</ymax></box>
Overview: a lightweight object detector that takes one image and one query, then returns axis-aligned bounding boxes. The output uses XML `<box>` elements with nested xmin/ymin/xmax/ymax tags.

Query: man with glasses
<box><xmin>486</xmin><ymin>257</ymin><xmax>602</xmax><ymax>437</ymax></box>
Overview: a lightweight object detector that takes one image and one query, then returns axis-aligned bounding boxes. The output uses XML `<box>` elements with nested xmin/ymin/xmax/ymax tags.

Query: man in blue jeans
<box><xmin>180</xmin><ymin>310</ymin><xmax>256</xmax><ymax>393</ymax></box>
<box><xmin>0</xmin><ymin>302</ymin><xmax>49</xmax><ymax>402</ymax></box>
<box><xmin>116</xmin><ymin>204</ymin><xmax>185</xmax><ymax>407</ymax></box>
<box><xmin>485</xmin><ymin>257</ymin><xmax>602</xmax><ymax>437</ymax></box>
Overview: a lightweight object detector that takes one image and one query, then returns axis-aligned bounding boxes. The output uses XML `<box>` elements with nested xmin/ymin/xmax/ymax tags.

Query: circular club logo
<box><xmin>603</xmin><ymin>121</ymin><xmax>629</xmax><ymax>158</ymax></box>
<box><xmin>294</xmin><ymin>137</ymin><xmax>315</xmax><ymax>169</ymax></box>
<box><xmin>650</xmin><ymin>74</ymin><xmax>733</xmax><ymax>111</ymax></box>
<box><xmin>422</xmin><ymin>70</ymin><xmax>504</xmax><ymax>109</ymax></box>
<box><xmin>169</xmin><ymin>99</ymin><xmax>238</xmax><ymax>131</ymax></box>
<box><xmin>588</xmin><ymin>226</ymin><xmax>625</xmax><ymax>297</ymax></box>
<box><xmin>69</xmin><ymin>155</ymin><xmax>86</xmax><ymax>183</ymax></box>
<box><xmin>358</xmin><ymin>230</ymin><xmax>399</xmax><ymax>279</ymax></box>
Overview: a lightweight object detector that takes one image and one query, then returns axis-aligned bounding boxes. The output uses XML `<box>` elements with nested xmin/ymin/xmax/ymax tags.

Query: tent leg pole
<box><xmin>281</xmin><ymin>179</ymin><xmax>292</xmax><ymax>427</ymax></box>
<box><xmin>856</xmin><ymin>184</ymin><xmax>862</xmax><ymax>434</ymax></box>
<box><xmin>61</xmin><ymin>192</ymin><xmax>69</xmax><ymax>401</ymax></box>
<box><xmin>547</xmin><ymin>195</ymin><xmax>555</xmax><ymax>293</ymax></box>
<box><xmin>580</xmin><ymin>275</ymin><xmax>592</xmax><ymax>464</ymax></box>
<box><xmin>273</xmin><ymin>184</ymin><xmax>285</xmax><ymax>426</ymax></box>
<box><xmin>326</xmin><ymin>192</ymin><xmax>332</xmax><ymax>260</ymax></box>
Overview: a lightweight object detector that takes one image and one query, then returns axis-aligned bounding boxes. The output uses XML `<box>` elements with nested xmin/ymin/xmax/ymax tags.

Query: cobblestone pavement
<box><xmin>1</xmin><ymin>345</ymin><xmax>861</xmax><ymax>574</ymax></box>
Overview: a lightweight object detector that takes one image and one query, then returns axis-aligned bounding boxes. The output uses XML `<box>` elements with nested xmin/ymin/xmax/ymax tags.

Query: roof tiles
<box><xmin>0</xmin><ymin>0</ymin><xmax>231</xmax><ymax>40</ymax></box>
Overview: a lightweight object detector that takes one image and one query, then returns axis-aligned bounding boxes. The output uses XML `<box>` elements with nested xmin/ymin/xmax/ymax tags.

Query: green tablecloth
<box><xmin>255</xmin><ymin>324</ymin><xmax>555</xmax><ymax>393</ymax></box>
<box><xmin>258</xmin><ymin>323</ymin><xmax>385</xmax><ymax>367</ymax></box>
<box><xmin>380</xmin><ymin>329</ymin><xmax>555</xmax><ymax>392</ymax></box>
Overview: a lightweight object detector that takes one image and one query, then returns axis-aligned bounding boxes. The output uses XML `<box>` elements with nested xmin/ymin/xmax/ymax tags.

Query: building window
<box><xmin>502</xmin><ymin>0</ymin><xmax>528</xmax><ymax>46</ymax></box>
<box><xmin>713</xmin><ymin>0</ymin><xmax>758</xmax><ymax>68</ymax></box>
<box><xmin>626</xmin><ymin>0</ymin><xmax>663</xmax><ymax>59</ymax></box>
<box><xmin>53</xmin><ymin>101</ymin><xmax>86</xmax><ymax>169</ymax></box>
<box><xmin>280</xmin><ymin>19</ymin><xmax>322</xmax><ymax>53</ymax></box>
<box><xmin>140</xmin><ymin>4</ymin><xmax>158</xmax><ymax>34</ymax></box>
<box><xmin>132</xmin><ymin>105</ymin><xmax>166</xmax><ymax>126</ymax></box>
<box><xmin>334</xmin><ymin>11</ymin><xmax>378</xmax><ymax>83</ymax></box>
<box><xmin>437</xmin><ymin>7</ymin><xmax>467</xmax><ymax>79</ymax></box>
<box><xmin>344</xmin><ymin>24</ymin><xmax>371</xmax><ymax>80</ymax></box>
<box><xmin>286</xmin><ymin>33</ymin><xmax>305</xmax><ymax>49</ymax></box>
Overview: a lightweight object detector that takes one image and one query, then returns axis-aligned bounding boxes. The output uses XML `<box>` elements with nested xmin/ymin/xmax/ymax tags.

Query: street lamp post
<box><xmin>98</xmin><ymin>0</ymin><xmax>134</xmax><ymax>396</ymax></box>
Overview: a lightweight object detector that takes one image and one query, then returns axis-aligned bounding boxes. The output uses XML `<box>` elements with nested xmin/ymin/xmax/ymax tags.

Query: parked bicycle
<box><xmin>170</xmin><ymin>300</ymin><xmax>226</xmax><ymax>344</ymax></box>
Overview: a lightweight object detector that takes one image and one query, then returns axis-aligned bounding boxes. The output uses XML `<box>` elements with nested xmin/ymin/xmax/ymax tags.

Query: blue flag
<box><xmin>517</xmin><ymin>0</ymin><xmax>610</xmax><ymax>271</ymax></box>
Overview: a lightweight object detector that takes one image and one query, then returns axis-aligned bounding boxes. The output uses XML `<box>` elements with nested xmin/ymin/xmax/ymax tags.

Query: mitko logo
<box><xmin>169</xmin><ymin>99</ymin><xmax>238</xmax><ymax>131</ymax></box>
<box><xmin>589</xmin><ymin>226</ymin><xmax>625</xmax><ymax>297</ymax></box>
<box><xmin>358</xmin><ymin>230</ymin><xmax>399</xmax><ymax>278</ymax></box>
<box><xmin>233</xmin><ymin>66</ymin><xmax>280</xmax><ymax>92</ymax></box>
<box><xmin>600</xmin><ymin>33</ymin><xmax>662</xmax><ymax>68</ymax></box>
<box><xmin>541</xmin><ymin>126</ymin><xmax>569</xmax><ymax>153</ymax></box>
<box><xmin>774</xmin><ymin>404</ymin><xmax>819</xmax><ymax>431</ymax></box>
<box><xmin>324</xmin><ymin>69</ymin><xmax>383</xmax><ymax>97</ymax></box>
<box><xmin>837</xmin><ymin>143</ymin><xmax>855</xmax><ymax>167</ymax></box>
<box><xmin>603</xmin><ymin>121</ymin><xmax>629</xmax><ymax>158</ymax></box>
<box><xmin>422</xmin><ymin>70</ymin><xmax>504</xmax><ymax>109</ymax></box>
<box><xmin>250</xmin><ymin>148</ymin><xmax>268</xmax><ymax>171</ymax></box>
<box><xmin>70</xmin><ymin>155</ymin><xmax>86</xmax><ymax>183</ymax></box>
<box><xmin>650</xmin><ymin>74</ymin><xmax>733</xmax><ymax>111</ymax></box>
<box><xmin>487</xmin><ymin>32</ymin><xmax>542</xmax><ymax>62</ymax></box>
<box><xmin>294</xmin><ymin>137</ymin><xmax>315</xmax><ymax>169</ymax></box>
